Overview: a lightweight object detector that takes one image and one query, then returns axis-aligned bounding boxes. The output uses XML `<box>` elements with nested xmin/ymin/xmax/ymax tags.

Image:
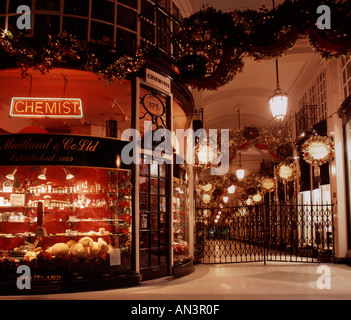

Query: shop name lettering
<box><xmin>0</xmin><ymin>137</ymin><xmax>99</xmax><ymax>163</ymax></box>
<box><xmin>10</xmin><ymin>98</ymin><xmax>83</xmax><ymax>118</ymax></box>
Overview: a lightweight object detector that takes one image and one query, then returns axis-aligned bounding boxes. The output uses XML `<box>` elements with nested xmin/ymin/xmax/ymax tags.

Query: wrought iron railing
<box><xmin>195</xmin><ymin>204</ymin><xmax>334</xmax><ymax>264</ymax></box>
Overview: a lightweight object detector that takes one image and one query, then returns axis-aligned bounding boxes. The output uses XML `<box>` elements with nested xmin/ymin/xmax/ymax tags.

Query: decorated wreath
<box><xmin>275</xmin><ymin>162</ymin><xmax>297</xmax><ymax>182</ymax></box>
<box><xmin>302</xmin><ymin>135</ymin><xmax>334</xmax><ymax>166</ymax></box>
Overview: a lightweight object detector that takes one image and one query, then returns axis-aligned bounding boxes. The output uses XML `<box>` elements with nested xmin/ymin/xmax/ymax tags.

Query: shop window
<box><xmin>173</xmin><ymin>178</ymin><xmax>190</xmax><ymax>266</ymax></box>
<box><xmin>64</xmin><ymin>0</ymin><xmax>89</xmax><ymax>17</ymax></box>
<box><xmin>34</xmin><ymin>14</ymin><xmax>60</xmax><ymax>38</ymax></box>
<box><xmin>0</xmin><ymin>0</ymin><xmax>6</xmax><ymax>15</ymax></box>
<box><xmin>117</xmin><ymin>5</ymin><xmax>137</xmax><ymax>31</ymax></box>
<box><xmin>91</xmin><ymin>0</ymin><xmax>115</xmax><ymax>24</ymax></box>
<box><xmin>116</xmin><ymin>28</ymin><xmax>136</xmax><ymax>55</ymax></box>
<box><xmin>118</xmin><ymin>0</ymin><xmax>137</xmax><ymax>10</ymax></box>
<box><xmin>141</xmin><ymin>0</ymin><xmax>155</xmax><ymax>12</ymax></box>
<box><xmin>63</xmin><ymin>17</ymin><xmax>88</xmax><ymax>41</ymax></box>
<box><xmin>0</xmin><ymin>166</ymin><xmax>133</xmax><ymax>277</ymax></box>
<box><xmin>36</xmin><ymin>0</ymin><xmax>60</xmax><ymax>11</ymax></box>
<box><xmin>342</xmin><ymin>56</ymin><xmax>351</xmax><ymax>100</ymax></box>
<box><xmin>8</xmin><ymin>0</ymin><xmax>31</xmax><ymax>13</ymax></box>
<box><xmin>90</xmin><ymin>21</ymin><xmax>114</xmax><ymax>47</ymax></box>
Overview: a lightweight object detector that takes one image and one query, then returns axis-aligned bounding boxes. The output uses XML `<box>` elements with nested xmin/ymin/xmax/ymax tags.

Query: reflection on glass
<box><xmin>173</xmin><ymin>178</ymin><xmax>190</xmax><ymax>265</ymax></box>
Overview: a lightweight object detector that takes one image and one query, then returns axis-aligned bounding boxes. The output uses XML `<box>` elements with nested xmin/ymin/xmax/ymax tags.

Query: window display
<box><xmin>173</xmin><ymin>178</ymin><xmax>190</xmax><ymax>265</ymax></box>
<box><xmin>0</xmin><ymin>166</ymin><xmax>132</xmax><ymax>280</ymax></box>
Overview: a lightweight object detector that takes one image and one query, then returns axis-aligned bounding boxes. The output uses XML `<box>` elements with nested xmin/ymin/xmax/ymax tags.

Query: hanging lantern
<box><xmin>236</xmin><ymin>167</ymin><xmax>245</xmax><ymax>180</ymax></box>
<box><xmin>269</xmin><ymin>93</ymin><xmax>288</xmax><ymax>122</ymax></box>
<box><xmin>302</xmin><ymin>135</ymin><xmax>334</xmax><ymax>166</ymax></box>
<box><xmin>269</xmin><ymin>59</ymin><xmax>288</xmax><ymax>122</ymax></box>
<box><xmin>203</xmin><ymin>194</ymin><xmax>211</xmax><ymax>204</ymax></box>
<box><xmin>201</xmin><ymin>183</ymin><xmax>212</xmax><ymax>192</ymax></box>
<box><xmin>227</xmin><ymin>185</ymin><xmax>236</xmax><ymax>194</ymax></box>
<box><xmin>223</xmin><ymin>196</ymin><xmax>229</xmax><ymax>203</ymax></box>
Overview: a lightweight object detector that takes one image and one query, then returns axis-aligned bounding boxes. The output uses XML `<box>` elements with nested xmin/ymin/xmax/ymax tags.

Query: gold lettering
<box><xmin>14</xmin><ymin>101</ymin><xmax>25</xmax><ymax>113</ymax></box>
<box><xmin>46</xmin><ymin>101</ymin><xmax>56</xmax><ymax>114</ymax></box>
<box><xmin>35</xmin><ymin>101</ymin><xmax>44</xmax><ymax>114</ymax></box>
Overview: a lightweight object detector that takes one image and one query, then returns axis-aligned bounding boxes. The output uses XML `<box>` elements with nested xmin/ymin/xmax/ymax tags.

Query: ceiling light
<box><xmin>269</xmin><ymin>59</ymin><xmax>288</xmax><ymax>122</ymax></box>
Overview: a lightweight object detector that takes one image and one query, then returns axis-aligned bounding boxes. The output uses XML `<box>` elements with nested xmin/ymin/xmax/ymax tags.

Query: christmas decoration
<box><xmin>0</xmin><ymin>30</ymin><xmax>145</xmax><ymax>85</ymax></box>
<box><xmin>177</xmin><ymin>1</ymin><xmax>351</xmax><ymax>90</ymax></box>
<box><xmin>302</xmin><ymin>135</ymin><xmax>334</xmax><ymax>166</ymax></box>
<box><xmin>275</xmin><ymin>162</ymin><xmax>297</xmax><ymax>182</ymax></box>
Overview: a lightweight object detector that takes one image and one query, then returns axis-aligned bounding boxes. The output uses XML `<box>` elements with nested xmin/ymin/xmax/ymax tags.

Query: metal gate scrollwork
<box><xmin>195</xmin><ymin>204</ymin><xmax>334</xmax><ymax>264</ymax></box>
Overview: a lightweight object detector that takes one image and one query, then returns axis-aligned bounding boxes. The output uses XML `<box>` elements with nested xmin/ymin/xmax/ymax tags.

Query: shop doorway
<box><xmin>195</xmin><ymin>204</ymin><xmax>334</xmax><ymax>264</ymax></box>
<box><xmin>139</xmin><ymin>157</ymin><xmax>170</xmax><ymax>280</ymax></box>
<box><xmin>133</xmin><ymin>78</ymin><xmax>173</xmax><ymax>281</ymax></box>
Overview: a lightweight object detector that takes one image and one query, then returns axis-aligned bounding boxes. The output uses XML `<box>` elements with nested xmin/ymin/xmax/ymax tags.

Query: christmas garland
<box><xmin>177</xmin><ymin>0</ymin><xmax>351</xmax><ymax>90</ymax></box>
<box><xmin>0</xmin><ymin>29</ymin><xmax>145</xmax><ymax>85</ymax></box>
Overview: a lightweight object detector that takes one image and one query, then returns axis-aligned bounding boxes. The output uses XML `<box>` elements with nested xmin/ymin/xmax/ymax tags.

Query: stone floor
<box><xmin>3</xmin><ymin>262</ymin><xmax>351</xmax><ymax>300</ymax></box>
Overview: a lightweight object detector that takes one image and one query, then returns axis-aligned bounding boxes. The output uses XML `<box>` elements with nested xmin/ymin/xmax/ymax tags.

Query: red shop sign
<box><xmin>10</xmin><ymin>97</ymin><xmax>83</xmax><ymax>119</ymax></box>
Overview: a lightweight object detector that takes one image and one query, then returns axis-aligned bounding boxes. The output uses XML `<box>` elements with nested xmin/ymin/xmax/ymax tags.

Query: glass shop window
<box><xmin>118</xmin><ymin>0</ymin><xmax>137</xmax><ymax>9</ymax></box>
<box><xmin>173</xmin><ymin>178</ymin><xmax>190</xmax><ymax>265</ymax></box>
<box><xmin>0</xmin><ymin>166</ymin><xmax>133</xmax><ymax>274</ymax></box>
<box><xmin>34</xmin><ymin>15</ymin><xmax>60</xmax><ymax>38</ymax></box>
<box><xmin>92</xmin><ymin>0</ymin><xmax>115</xmax><ymax>23</ymax></box>
<box><xmin>64</xmin><ymin>0</ymin><xmax>89</xmax><ymax>17</ymax></box>
<box><xmin>36</xmin><ymin>0</ymin><xmax>60</xmax><ymax>11</ymax></box>
<box><xmin>63</xmin><ymin>17</ymin><xmax>88</xmax><ymax>41</ymax></box>
<box><xmin>90</xmin><ymin>21</ymin><xmax>114</xmax><ymax>47</ymax></box>
<box><xmin>116</xmin><ymin>28</ymin><xmax>136</xmax><ymax>55</ymax></box>
<box><xmin>0</xmin><ymin>0</ymin><xmax>6</xmax><ymax>15</ymax></box>
<box><xmin>117</xmin><ymin>5</ymin><xmax>137</xmax><ymax>31</ymax></box>
<box><xmin>8</xmin><ymin>0</ymin><xmax>31</xmax><ymax>13</ymax></box>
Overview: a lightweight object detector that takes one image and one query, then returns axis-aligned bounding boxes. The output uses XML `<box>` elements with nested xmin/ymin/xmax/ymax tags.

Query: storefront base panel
<box><xmin>172</xmin><ymin>258</ymin><xmax>194</xmax><ymax>279</ymax></box>
<box><xmin>0</xmin><ymin>270</ymin><xmax>140</xmax><ymax>295</ymax></box>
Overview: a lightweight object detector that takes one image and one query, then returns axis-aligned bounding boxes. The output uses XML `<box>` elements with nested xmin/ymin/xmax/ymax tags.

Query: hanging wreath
<box><xmin>243</xmin><ymin>126</ymin><xmax>259</xmax><ymax>140</ymax></box>
<box><xmin>275</xmin><ymin>162</ymin><xmax>296</xmax><ymax>182</ymax></box>
<box><xmin>260</xmin><ymin>177</ymin><xmax>276</xmax><ymax>192</ymax></box>
<box><xmin>302</xmin><ymin>135</ymin><xmax>334</xmax><ymax>166</ymax></box>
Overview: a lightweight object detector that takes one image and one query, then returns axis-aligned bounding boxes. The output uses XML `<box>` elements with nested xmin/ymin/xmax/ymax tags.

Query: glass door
<box><xmin>139</xmin><ymin>156</ymin><xmax>169</xmax><ymax>280</ymax></box>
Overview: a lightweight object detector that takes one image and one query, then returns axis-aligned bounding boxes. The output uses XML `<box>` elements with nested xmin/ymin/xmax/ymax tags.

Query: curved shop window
<box><xmin>173</xmin><ymin>176</ymin><xmax>190</xmax><ymax>266</ymax></box>
<box><xmin>0</xmin><ymin>133</ymin><xmax>135</xmax><ymax>290</ymax></box>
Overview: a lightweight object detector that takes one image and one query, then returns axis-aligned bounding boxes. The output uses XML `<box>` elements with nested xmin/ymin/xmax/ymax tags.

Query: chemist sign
<box><xmin>10</xmin><ymin>97</ymin><xmax>83</xmax><ymax>119</ymax></box>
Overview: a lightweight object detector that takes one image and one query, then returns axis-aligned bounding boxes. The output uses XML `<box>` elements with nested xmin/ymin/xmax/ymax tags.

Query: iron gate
<box><xmin>195</xmin><ymin>204</ymin><xmax>334</xmax><ymax>264</ymax></box>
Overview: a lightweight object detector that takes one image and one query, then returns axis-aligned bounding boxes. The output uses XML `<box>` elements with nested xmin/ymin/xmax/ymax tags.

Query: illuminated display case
<box><xmin>173</xmin><ymin>177</ymin><xmax>191</xmax><ymax>266</ymax></box>
<box><xmin>0</xmin><ymin>165</ymin><xmax>133</xmax><ymax>279</ymax></box>
<box><xmin>0</xmin><ymin>133</ymin><xmax>138</xmax><ymax>292</ymax></box>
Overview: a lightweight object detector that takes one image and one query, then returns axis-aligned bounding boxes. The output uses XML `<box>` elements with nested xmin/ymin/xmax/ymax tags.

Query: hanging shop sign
<box><xmin>0</xmin><ymin>133</ymin><xmax>130</xmax><ymax>170</ymax></box>
<box><xmin>10</xmin><ymin>97</ymin><xmax>83</xmax><ymax>119</ymax></box>
<box><xmin>145</xmin><ymin>68</ymin><xmax>171</xmax><ymax>93</ymax></box>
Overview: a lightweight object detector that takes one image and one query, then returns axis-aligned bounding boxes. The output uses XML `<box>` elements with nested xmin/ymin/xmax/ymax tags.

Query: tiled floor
<box><xmin>3</xmin><ymin>262</ymin><xmax>351</xmax><ymax>300</ymax></box>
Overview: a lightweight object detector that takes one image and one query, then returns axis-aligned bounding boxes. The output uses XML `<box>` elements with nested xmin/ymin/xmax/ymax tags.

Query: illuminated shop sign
<box><xmin>10</xmin><ymin>98</ymin><xmax>83</xmax><ymax>118</ymax></box>
<box><xmin>0</xmin><ymin>134</ymin><xmax>130</xmax><ymax>170</ymax></box>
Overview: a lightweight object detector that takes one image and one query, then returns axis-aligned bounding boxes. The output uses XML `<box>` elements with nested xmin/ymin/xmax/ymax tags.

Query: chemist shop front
<box><xmin>0</xmin><ymin>67</ymin><xmax>194</xmax><ymax>293</ymax></box>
